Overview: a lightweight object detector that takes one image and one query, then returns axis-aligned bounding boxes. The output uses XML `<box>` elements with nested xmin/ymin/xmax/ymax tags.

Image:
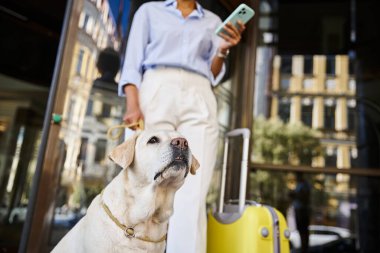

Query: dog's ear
<box><xmin>190</xmin><ymin>155</ymin><xmax>200</xmax><ymax>175</ymax></box>
<box><xmin>108</xmin><ymin>131</ymin><xmax>140</xmax><ymax>169</ymax></box>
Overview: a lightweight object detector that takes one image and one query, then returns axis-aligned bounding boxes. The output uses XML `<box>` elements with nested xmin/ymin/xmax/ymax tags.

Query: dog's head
<box><xmin>108</xmin><ymin>129</ymin><xmax>199</xmax><ymax>186</ymax></box>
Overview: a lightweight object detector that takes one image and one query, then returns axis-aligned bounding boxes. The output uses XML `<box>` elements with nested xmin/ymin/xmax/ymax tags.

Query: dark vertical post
<box><xmin>355</xmin><ymin>0</ymin><xmax>380</xmax><ymax>252</ymax></box>
<box><xmin>227</xmin><ymin>0</ymin><xmax>259</xmax><ymax>201</ymax></box>
<box><xmin>18</xmin><ymin>0</ymin><xmax>73</xmax><ymax>252</ymax></box>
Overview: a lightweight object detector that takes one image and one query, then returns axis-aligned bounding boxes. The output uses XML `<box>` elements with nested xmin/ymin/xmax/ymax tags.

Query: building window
<box><xmin>349</xmin><ymin>58</ymin><xmax>355</xmax><ymax>75</ymax></box>
<box><xmin>326</xmin><ymin>79</ymin><xmax>336</xmax><ymax>91</ymax></box>
<box><xmin>325</xmin><ymin>146</ymin><xmax>337</xmax><ymax>167</ymax></box>
<box><xmin>93</xmin><ymin>23</ymin><xmax>99</xmax><ymax>40</ymax></box>
<box><xmin>280</xmin><ymin>57</ymin><xmax>292</xmax><ymax>74</ymax></box>
<box><xmin>86</xmin><ymin>99</ymin><xmax>93</xmax><ymax>116</ymax></box>
<box><xmin>77</xmin><ymin>137</ymin><xmax>88</xmax><ymax>163</ymax></box>
<box><xmin>82</xmin><ymin>13</ymin><xmax>90</xmax><ymax>30</ymax></box>
<box><xmin>76</xmin><ymin>49</ymin><xmax>85</xmax><ymax>75</ymax></box>
<box><xmin>84</xmin><ymin>54</ymin><xmax>91</xmax><ymax>78</ymax></box>
<box><xmin>350</xmin><ymin>147</ymin><xmax>358</xmax><ymax>168</ymax></box>
<box><xmin>349</xmin><ymin>79</ymin><xmax>356</xmax><ymax>92</ymax></box>
<box><xmin>301</xmin><ymin>98</ymin><xmax>313</xmax><ymax>127</ymax></box>
<box><xmin>85</xmin><ymin>17</ymin><xmax>94</xmax><ymax>35</ymax></box>
<box><xmin>324</xmin><ymin>99</ymin><xmax>336</xmax><ymax>130</ymax></box>
<box><xmin>95</xmin><ymin>139</ymin><xmax>107</xmax><ymax>163</ymax></box>
<box><xmin>280</xmin><ymin>77</ymin><xmax>290</xmax><ymax>91</ymax></box>
<box><xmin>326</xmin><ymin>56</ymin><xmax>335</xmax><ymax>75</ymax></box>
<box><xmin>303</xmin><ymin>78</ymin><xmax>313</xmax><ymax>90</ymax></box>
<box><xmin>278</xmin><ymin>97</ymin><xmax>290</xmax><ymax>123</ymax></box>
<box><xmin>347</xmin><ymin>100</ymin><xmax>356</xmax><ymax>131</ymax></box>
<box><xmin>304</xmin><ymin>56</ymin><xmax>313</xmax><ymax>75</ymax></box>
<box><xmin>101</xmin><ymin>103</ymin><xmax>111</xmax><ymax>118</ymax></box>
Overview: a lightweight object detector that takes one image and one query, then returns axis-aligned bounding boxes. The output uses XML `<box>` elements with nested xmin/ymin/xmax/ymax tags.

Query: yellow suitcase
<box><xmin>207</xmin><ymin>129</ymin><xmax>290</xmax><ymax>253</ymax></box>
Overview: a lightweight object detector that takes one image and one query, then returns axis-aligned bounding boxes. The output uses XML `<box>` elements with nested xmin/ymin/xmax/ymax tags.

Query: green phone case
<box><xmin>215</xmin><ymin>3</ymin><xmax>255</xmax><ymax>36</ymax></box>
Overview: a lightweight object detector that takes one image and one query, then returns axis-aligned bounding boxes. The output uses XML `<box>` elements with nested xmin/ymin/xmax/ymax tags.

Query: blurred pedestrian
<box><xmin>290</xmin><ymin>172</ymin><xmax>311</xmax><ymax>253</ymax></box>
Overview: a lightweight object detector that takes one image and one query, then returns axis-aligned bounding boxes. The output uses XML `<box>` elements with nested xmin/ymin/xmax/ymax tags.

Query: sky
<box><xmin>108</xmin><ymin>0</ymin><xmax>131</xmax><ymax>37</ymax></box>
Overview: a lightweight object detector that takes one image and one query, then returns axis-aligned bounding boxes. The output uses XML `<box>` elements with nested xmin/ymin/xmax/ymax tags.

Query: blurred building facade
<box><xmin>59</xmin><ymin>0</ymin><xmax>122</xmax><ymax>197</ymax></box>
<box><xmin>49</xmin><ymin>0</ymin><xmax>126</xmax><ymax>247</ymax></box>
<box><xmin>270</xmin><ymin>55</ymin><xmax>357</xmax><ymax>170</ymax></box>
<box><xmin>250</xmin><ymin>0</ymin><xmax>380</xmax><ymax>252</ymax></box>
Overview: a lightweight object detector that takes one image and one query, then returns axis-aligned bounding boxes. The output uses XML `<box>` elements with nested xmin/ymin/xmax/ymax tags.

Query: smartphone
<box><xmin>215</xmin><ymin>3</ymin><xmax>255</xmax><ymax>36</ymax></box>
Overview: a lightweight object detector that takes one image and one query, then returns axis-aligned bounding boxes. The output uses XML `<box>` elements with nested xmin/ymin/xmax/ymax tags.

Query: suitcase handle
<box><xmin>219</xmin><ymin>128</ymin><xmax>250</xmax><ymax>214</ymax></box>
<box><xmin>225</xmin><ymin>128</ymin><xmax>251</xmax><ymax>139</ymax></box>
<box><xmin>227</xmin><ymin>199</ymin><xmax>260</xmax><ymax>206</ymax></box>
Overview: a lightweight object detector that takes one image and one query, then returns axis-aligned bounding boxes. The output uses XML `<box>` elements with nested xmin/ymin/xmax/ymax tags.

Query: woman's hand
<box><xmin>210</xmin><ymin>20</ymin><xmax>246</xmax><ymax>77</ymax></box>
<box><xmin>123</xmin><ymin>84</ymin><xmax>144</xmax><ymax>130</ymax></box>
<box><xmin>218</xmin><ymin>20</ymin><xmax>246</xmax><ymax>51</ymax></box>
<box><xmin>123</xmin><ymin>104</ymin><xmax>144</xmax><ymax>130</ymax></box>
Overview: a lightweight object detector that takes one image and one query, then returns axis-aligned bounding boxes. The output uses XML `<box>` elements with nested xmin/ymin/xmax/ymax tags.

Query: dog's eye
<box><xmin>147</xmin><ymin>136</ymin><xmax>160</xmax><ymax>144</ymax></box>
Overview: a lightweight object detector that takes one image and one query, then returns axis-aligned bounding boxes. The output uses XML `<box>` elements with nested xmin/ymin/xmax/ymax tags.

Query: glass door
<box><xmin>0</xmin><ymin>0</ymin><xmax>127</xmax><ymax>251</ymax></box>
<box><xmin>22</xmin><ymin>0</ymin><xmax>127</xmax><ymax>252</ymax></box>
<box><xmin>0</xmin><ymin>0</ymin><xmax>67</xmax><ymax>252</ymax></box>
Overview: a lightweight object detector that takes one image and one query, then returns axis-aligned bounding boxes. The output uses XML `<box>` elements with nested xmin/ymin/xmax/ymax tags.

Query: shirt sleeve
<box><xmin>209</xmin><ymin>21</ymin><xmax>226</xmax><ymax>86</ymax></box>
<box><xmin>118</xmin><ymin>5</ymin><xmax>149</xmax><ymax>96</ymax></box>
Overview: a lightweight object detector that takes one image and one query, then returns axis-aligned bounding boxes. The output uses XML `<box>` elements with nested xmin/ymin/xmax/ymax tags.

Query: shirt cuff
<box><xmin>118</xmin><ymin>69</ymin><xmax>142</xmax><ymax>96</ymax></box>
<box><xmin>210</xmin><ymin>63</ymin><xmax>226</xmax><ymax>86</ymax></box>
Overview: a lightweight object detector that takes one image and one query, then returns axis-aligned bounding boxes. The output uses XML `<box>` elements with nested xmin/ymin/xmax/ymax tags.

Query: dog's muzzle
<box><xmin>154</xmin><ymin>137</ymin><xmax>190</xmax><ymax>180</ymax></box>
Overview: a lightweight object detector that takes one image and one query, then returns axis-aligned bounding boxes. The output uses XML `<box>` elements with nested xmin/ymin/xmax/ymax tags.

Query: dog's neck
<box><xmin>102</xmin><ymin>169</ymin><xmax>177</xmax><ymax>228</ymax></box>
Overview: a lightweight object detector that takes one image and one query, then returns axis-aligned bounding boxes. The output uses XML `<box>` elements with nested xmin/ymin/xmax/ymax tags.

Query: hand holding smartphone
<box><xmin>215</xmin><ymin>4</ymin><xmax>255</xmax><ymax>37</ymax></box>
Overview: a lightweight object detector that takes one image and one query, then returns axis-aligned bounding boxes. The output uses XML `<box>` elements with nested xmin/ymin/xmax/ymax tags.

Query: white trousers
<box><xmin>139</xmin><ymin>68</ymin><xmax>219</xmax><ymax>253</ymax></box>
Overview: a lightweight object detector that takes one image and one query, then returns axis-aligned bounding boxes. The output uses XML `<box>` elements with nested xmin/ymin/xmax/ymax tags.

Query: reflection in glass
<box><xmin>326</xmin><ymin>56</ymin><xmax>336</xmax><ymax>76</ymax></box>
<box><xmin>303</xmin><ymin>56</ymin><xmax>313</xmax><ymax>75</ymax></box>
<box><xmin>253</xmin><ymin>54</ymin><xmax>360</xmax><ymax>252</ymax></box>
<box><xmin>324</xmin><ymin>99</ymin><xmax>336</xmax><ymax>130</ymax></box>
<box><xmin>249</xmin><ymin>170</ymin><xmax>357</xmax><ymax>253</ymax></box>
<box><xmin>347</xmin><ymin>100</ymin><xmax>356</xmax><ymax>132</ymax></box>
<box><xmin>301</xmin><ymin>98</ymin><xmax>313</xmax><ymax>127</ymax></box>
<box><xmin>280</xmin><ymin>56</ymin><xmax>292</xmax><ymax>74</ymax></box>
<box><xmin>48</xmin><ymin>0</ymin><xmax>123</xmax><ymax>247</ymax></box>
<box><xmin>267</xmin><ymin>55</ymin><xmax>357</xmax><ymax>169</ymax></box>
<box><xmin>278</xmin><ymin>97</ymin><xmax>290</xmax><ymax>123</ymax></box>
<box><xmin>280</xmin><ymin>77</ymin><xmax>290</xmax><ymax>92</ymax></box>
<box><xmin>0</xmin><ymin>76</ymin><xmax>48</xmax><ymax>250</ymax></box>
<box><xmin>325</xmin><ymin>147</ymin><xmax>337</xmax><ymax>167</ymax></box>
<box><xmin>303</xmin><ymin>78</ymin><xmax>313</xmax><ymax>90</ymax></box>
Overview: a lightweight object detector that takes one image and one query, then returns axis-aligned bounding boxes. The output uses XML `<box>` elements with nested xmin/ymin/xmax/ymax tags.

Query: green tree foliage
<box><xmin>250</xmin><ymin>116</ymin><xmax>324</xmax><ymax>213</ymax></box>
<box><xmin>252</xmin><ymin>116</ymin><xmax>323</xmax><ymax>165</ymax></box>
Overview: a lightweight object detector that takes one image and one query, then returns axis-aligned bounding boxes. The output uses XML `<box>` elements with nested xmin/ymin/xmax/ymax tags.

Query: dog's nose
<box><xmin>171</xmin><ymin>137</ymin><xmax>188</xmax><ymax>150</ymax></box>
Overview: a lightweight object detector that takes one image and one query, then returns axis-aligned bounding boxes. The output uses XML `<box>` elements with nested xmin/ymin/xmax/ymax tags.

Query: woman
<box><xmin>118</xmin><ymin>1</ymin><xmax>245</xmax><ymax>252</ymax></box>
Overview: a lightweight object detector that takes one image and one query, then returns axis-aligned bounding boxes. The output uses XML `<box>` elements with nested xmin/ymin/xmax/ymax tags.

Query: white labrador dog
<box><xmin>52</xmin><ymin>129</ymin><xmax>199</xmax><ymax>253</ymax></box>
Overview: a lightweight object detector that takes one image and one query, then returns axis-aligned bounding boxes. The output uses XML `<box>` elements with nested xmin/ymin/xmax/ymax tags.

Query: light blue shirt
<box><xmin>118</xmin><ymin>0</ymin><xmax>226</xmax><ymax>96</ymax></box>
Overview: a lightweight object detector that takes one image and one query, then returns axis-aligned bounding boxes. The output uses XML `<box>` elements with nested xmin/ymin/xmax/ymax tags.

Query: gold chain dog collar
<box><xmin>100</xmin><ymin>192</ymin><xmax>167</xmax><ymax>243</ymax></box>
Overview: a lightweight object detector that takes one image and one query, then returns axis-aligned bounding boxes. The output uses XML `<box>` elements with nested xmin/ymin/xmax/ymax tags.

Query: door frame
<box><xmin>18</xmin><ymin>0</ymin><xmax>83</xmax><ymax>252</ymax></box>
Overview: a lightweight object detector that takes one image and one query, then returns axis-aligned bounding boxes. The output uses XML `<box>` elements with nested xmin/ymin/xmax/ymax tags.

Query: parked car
<box><xmin>9</xmin><ymin>204</ymin><xmax>28</xmax><ymax>224</ymax></box>
<box><xmin>53</xmin><ymin>207</ymin><xmax>86</xmax><ymax>228</ymax></box>
<box><xmin>290</xmin><ymin>225</ymin><xmax>357</xmax><ymax>253</ymax></box>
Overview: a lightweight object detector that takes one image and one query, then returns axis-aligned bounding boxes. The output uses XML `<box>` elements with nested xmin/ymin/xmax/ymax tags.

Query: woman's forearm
<box><xmin>124</xmin><ymin>84</ymin><xmax>140</xmax><ymax>108</ymax></box>
<box><xmin>211</xmin><ymin>48</ymin><xmax>229</xmax><ymax>78</ymax></box>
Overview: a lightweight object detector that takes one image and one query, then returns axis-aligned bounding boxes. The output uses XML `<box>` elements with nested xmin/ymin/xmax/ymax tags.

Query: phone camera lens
<box><xmin>239</xmin><ymin>8</ymin><xmax>246</xmax><ymax>15</ymax></box>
